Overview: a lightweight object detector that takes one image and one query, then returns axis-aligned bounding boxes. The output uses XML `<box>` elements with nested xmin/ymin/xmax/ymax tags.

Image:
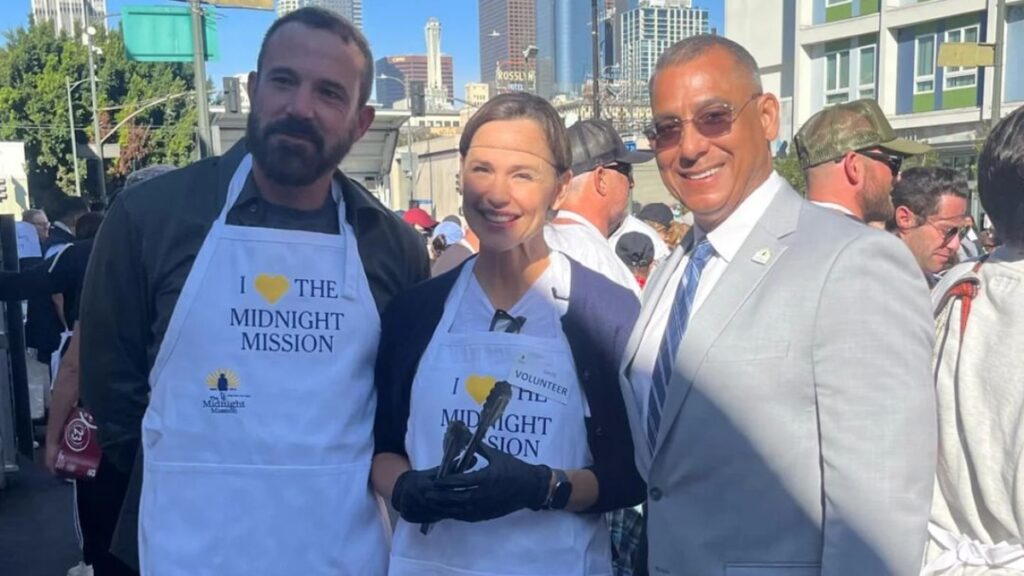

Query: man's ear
<box><xmin>593</xmin><ymin>167</ymin><xmax>608</xmax><ymax>197</ymax></box>
<box><xmin>355</xmin><ymin>105</ymin><xmax>375</xmax><ymax>140</ymax></box>
<box><xmin>893</xmin><ymin>205</ymin><xmax>918</xmax><ymax>231</ymax></box>
<box><xmin>247</xmin><ymin>71</ymin><xmax>258</xmax><ymax>104</ymax></box>
<box><xmin>842</xmin><ymin>152</ymin><xmax>864</xmax><ymax>187</ymax></box>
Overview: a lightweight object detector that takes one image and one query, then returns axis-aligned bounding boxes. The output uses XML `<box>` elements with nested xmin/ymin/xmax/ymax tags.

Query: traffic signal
<box><xmin>410</xmin><ymin>81</ymin><xmax>426</xmax><ymax>117</ymax></box>
<box><xmin>0</xmin><ymin>176</ymin><xmax>8</xmax><ymax>202</ymax></box>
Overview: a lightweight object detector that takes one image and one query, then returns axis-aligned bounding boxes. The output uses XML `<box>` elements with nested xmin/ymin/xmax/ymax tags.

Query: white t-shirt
<box><xmin>450</xmin><ymin>251</ymin><xmax>571</xmax><ymax>338</ymax></box>
<box><xmin>609</xmin><ymin>214</ymin><xmax>670</xmax><ymax>261</ymax></box>
<box><xmin>627</xmin><ymin>172</ymin><xmax>784</xmax><ymax>416</ymax></box>
<box><xmin>544</xmin><ymin>210</ymin><xmax>640</xmax><ymax>296</ymax></box>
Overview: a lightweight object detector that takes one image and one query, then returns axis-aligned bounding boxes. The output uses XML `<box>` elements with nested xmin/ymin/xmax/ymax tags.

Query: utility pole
<box><xmin>591</xmin><ymin>0</ymin><xmax>601</xmax><ymax>120</ymax></box>
<box><xmin>65</xmin><ymin>77</ymin><xmax>82</xmax><ymax>196</ymax></box>
<box><xmin>190</xmin><ymin>0</ymin><xmax>213</xmax><ymax>158</ymax></box>
<box><xmin>990</xmin><ymin>0</ymin><xmax>1006</xmax><ymax>130</ymax></box>
<box><xmin>85</xmin><ymin>28</ymin><xmax>106</xmax><ymax>199</ymax></box>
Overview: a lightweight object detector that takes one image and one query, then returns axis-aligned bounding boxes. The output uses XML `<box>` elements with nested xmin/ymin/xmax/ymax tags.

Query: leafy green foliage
<box><xmin>0</xmin><ymin>21</ymin><xmax>197</xmax><ymax>201</ymax></box>
<box><xmin>773</xmin><ymin>154</ymin><xmax>806</xmax><ymax>196</ymax></box>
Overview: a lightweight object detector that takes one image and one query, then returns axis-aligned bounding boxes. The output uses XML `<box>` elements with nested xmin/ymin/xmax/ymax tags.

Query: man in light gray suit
<box><xmin>620</xmin><ymin>35</ymin><xmax>937</xmax><ymax>575</ymax></box>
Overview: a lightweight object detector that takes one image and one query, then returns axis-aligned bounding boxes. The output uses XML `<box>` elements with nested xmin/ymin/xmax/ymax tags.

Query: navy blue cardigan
<box><xmin>374</xmin><ymin>257</ymin><xmax>645</xmax><ymax>513</ymax></box>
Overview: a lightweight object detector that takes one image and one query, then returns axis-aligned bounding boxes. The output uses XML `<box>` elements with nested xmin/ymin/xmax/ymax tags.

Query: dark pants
<box><xmin>75</xmin><ymin>454</ymin><xmax>138</xmax><ymax>576</ymax></box>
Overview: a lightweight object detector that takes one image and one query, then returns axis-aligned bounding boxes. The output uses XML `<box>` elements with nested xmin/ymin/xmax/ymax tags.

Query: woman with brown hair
<box><xmin>371</xmin><ymin>93</ymin><xmax>644</xmax><ymax>576</ymax></box>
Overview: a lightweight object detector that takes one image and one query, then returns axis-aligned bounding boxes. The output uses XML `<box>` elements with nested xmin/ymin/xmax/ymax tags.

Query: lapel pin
<box><xmin>752</xmin><ymin>248</ymin><xmax>772</xmax><ymax>265</ymax></box>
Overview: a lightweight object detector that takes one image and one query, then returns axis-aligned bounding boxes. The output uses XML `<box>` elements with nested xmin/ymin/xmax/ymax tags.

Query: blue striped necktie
<box><xmin>646</xmin><ymin>237</ymin><xmax>715</xmax><ymax>454</ymax></box>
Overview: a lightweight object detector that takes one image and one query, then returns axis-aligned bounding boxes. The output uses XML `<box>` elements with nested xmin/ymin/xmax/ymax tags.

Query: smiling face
<box><xmin>649</xmin><ymin>47</ymin><xmax>779</xmax><ymax>232</ymax></box>
<box><xmin>246</xmin><ymin>22</ymin><xmax>374</xmax><ymax>187</ymax></box>
<box><xmin>461</xmin><ymin>119</ymin><xmax>568</xmax><ymax>255</ymax></box>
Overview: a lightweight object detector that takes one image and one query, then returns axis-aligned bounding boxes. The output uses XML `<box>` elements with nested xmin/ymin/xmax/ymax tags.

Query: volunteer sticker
<box><xmin>507</xmin><ymin>353</ymin><xmax>570</xmax><ymax>405</ymax></box>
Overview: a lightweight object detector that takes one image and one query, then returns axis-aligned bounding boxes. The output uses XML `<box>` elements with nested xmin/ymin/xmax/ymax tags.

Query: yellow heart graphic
<box><xmin>465</xmin><ymin>374</ymin><xmax>497</xmax><ymax>406</ymax></box>
<box><xmin>254</xmin><ymin>274</ymin><xmax>290</xmax><ymax>305</ymax></box>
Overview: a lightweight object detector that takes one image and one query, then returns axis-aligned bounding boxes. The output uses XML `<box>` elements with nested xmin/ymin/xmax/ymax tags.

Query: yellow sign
<box><xmin>937</xmin><ymin>43</ymin><xmax>996</xmax><ymax>68</ymax></box>
<box><xmin>205</xmin><ymin>0</ymin><xmax>274</xmax><ymax>9</ymax></box>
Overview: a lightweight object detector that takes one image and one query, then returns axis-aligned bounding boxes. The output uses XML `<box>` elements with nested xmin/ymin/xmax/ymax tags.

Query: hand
<box><xmin>44</xmin><ymin>438</ymin><xmax>59</xmax><ymax>475</ymax></box>
<box><xmin>433</xmin><ymin>444</ymin><xmax>551</xmax><ymax>522</ymax></box>
<box><xmin>392</xmin><ymin>467</ymin><xmax>467</xmax><ymax>524</ymax></box>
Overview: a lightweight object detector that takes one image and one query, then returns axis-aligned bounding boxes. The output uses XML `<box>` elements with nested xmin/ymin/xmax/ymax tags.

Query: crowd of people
<box><xmin>6</xmin><ymin>6</ymin><xmax>1022</xmax><ymax>576</ymax></box>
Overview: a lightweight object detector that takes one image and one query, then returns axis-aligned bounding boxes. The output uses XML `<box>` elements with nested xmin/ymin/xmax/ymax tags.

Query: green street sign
<box><xmin>123</xmin><ymin>6</ymin><xmax>219</xmax><ymax>62</ymax></box>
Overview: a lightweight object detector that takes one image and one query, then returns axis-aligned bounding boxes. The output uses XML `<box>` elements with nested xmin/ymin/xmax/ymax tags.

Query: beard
<box><xmin>246</xmin><ymin>111</ymin><xmax>355</xmax><ymax>187</ymax></box>
<box><xmin>861</xmin><ymin>171</ymin><xmax>895</xmax><ymax>224</ymax></box>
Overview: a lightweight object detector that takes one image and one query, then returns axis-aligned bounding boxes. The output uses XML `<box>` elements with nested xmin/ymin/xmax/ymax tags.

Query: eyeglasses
<box><xmin>604</xmin><ymin>162</ymin><xmax>633</xmax><ymax>184</ymax></box>
<box><xmin>489</xmin><ymin>309</ymin><xmax>526</xmax><ymax>334</ymax></box>
<box><xmin>644</xmin><ymin>94</ymin><xmax>762</xmax><ymax>150</ymax></box>
<box><xmin>856</xmin><ymin>150</ymin><xmax>903</xmax><ymax>178</ymax></box>
<box><xmin>924</xmin><ymin>220</ymin><xmax>969</xmax><ymax>246</ymax></box>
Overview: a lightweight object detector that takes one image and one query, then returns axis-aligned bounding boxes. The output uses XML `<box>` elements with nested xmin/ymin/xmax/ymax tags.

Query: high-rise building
<box><xmin>276</xmin><ymin>0</ymin><xmax>362</xmax><ymax>28</ymax></box>
<box><xmin>376</xmin><ymin>55</ymin><xmax>455</xmax><ymax>109</ymax></box>
<box><xmin>479</xmin><ymin>0</ymin><xmax>536</xmax><ymax>90</ymax></box>
<box><xmin>535</xmin><ymin>0</ymin><xmax>593</xmax><ymax>97</ymax></box>
<box><xmin>726</xmin><ymin>0</ymin><xmax>1024</xmax><ymax>171</ymax></box>
<box><xmin>425</xmin><ymin>18</ymin><xmax>449</xmax><ymax>111</ymax></box>
<box><xmin>620</xmin><ymin>0</ymin><xmax>709</xmax><ymax>103</ymax></box>
<box><xmin>31</xmin><ymin>0</ymin><xmax>107</xmax><ymax>36</ymax></box>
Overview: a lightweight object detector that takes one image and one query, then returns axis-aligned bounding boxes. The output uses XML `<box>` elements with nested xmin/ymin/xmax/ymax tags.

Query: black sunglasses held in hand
<box><xmin>644</xmin><ymin>94</ymin><xmax>762</xmax><ymax>150</ymax></box>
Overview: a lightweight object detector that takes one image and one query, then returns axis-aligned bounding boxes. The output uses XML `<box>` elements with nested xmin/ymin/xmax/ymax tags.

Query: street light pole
<box><xmin>65</xmin><ymin>77</ymin><xmax>85</xmax><ymax>196</ymax></box>
<box><xmin>990</xmin><ymin>0</ymin><xmax>1006</xmax><ymax>130</ymax></box>
<box><xmin>190</xmin><ymin>0</ymin><xmax>213</xmax><ymax>158</ymax></box>
<box><xmin>591</xmin><ymin>0</ymin><xmax>601</xmax><ymax>120</ymax></box>
<box><xmin>84</xmin><ymin>27</ymin><xmax>106</xmax><ymax>199</ymax></box>
<box><xmin>379</xmin><ymin>74</ymin><xmax>416</xmax><ymax>209</ymax></box>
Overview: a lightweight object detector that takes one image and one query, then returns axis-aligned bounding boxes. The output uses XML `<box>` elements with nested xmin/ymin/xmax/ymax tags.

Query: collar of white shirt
<box><xmin>692</xmin><ymin>171</ymin><xmax>785</xmax><ymax>263</ymax></box>
<box><xmin>810</xmin><ymin>200</ymin><xmax>857</xmax><ymax>218</ymax></box>
<box><xmin>52</xmin><ymin>220</ymin><xmax>73</xmax><ymax>235</ymax></box>
<box><xmin>553</xmin><ymin>209</ymin><xmax>603</xmax><ymax>236</ymax></box>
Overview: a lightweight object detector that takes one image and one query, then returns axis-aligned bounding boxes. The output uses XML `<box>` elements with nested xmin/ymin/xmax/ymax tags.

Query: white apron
<box><xmin>389</xmin><ymin>258</ymin><xmax>612</xmax><ymax>576</ymax></box>
<box><xmin>139</xmin><ymin>154</ymin><xmax>388</xmax><ymax>576</ymax></box>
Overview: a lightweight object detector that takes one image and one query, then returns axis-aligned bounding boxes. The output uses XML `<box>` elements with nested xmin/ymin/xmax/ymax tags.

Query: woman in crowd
<box><xmin>372</xmin><ymin>92</ymin><xmax>644</xmax><ymax>576</ymax></box>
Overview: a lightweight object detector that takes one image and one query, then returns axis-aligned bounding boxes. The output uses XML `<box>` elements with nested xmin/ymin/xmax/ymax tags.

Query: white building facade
<box><xmin>727</xmin><ymin>0</ymin><xmax>1024</xmax><ymax>169</ymax></box>
<box><xmin>620</xmin><ymin>0</ymin><xmax>711</xmax><ymax>105</ymax></box>
<box><xmin>31</xmin><ymin>0</ymin><xmax>107</xmax><ymax>35</ymax></box>
<box><xmin>276</xmin><ymin>0</ymin><xmax>362</xmax><ymax>28</ymax></box>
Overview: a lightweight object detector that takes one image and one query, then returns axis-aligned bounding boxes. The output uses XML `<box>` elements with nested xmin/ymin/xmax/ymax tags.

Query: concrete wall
<box><xmin>0</xmin><ymin>142</ymin><xmax>31</xmax><ymax>217</ymax></box>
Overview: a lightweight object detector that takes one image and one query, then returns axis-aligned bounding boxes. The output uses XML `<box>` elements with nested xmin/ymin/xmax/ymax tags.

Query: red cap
<box><xmin>403</xmin><ymin>207</ymin><xmax>437</xmax><ymax>230</ymax></box>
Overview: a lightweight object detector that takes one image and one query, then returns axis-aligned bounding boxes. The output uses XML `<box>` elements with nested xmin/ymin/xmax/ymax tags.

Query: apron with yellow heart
<box><xmin>139</xmin><ymin>153</ymin><xmax>388</xmax><ymax>576</ymax></box>
<box><xmin>389</xmin><ymin>257</ymin><xmax>613</xmax><ymax>576</ymax></box>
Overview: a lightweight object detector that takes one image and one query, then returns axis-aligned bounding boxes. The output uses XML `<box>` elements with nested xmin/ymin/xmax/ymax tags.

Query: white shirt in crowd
<box><xmin>609</xmin><ymin>214</ymin><xmax>670</xmax><ymax>261</ymax></box>
<box><xmin>627</xmin><ymin>171</ymin><xmax>784</xmax><ymax>417</ymax></box>
<box><xmin>544</xmin><ymin>210</ymin><xmax>640</xmax><ymax>296</ymax></box>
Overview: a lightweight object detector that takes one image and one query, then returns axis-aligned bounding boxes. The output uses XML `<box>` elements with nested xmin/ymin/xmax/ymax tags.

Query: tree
<box><xmin>0</xmin><ymin>20</ymin><xmax>197</xmax><ymax>202</ymax></box>
<box><xmin>773</xmin><ymin>154</ymin><xmax>806</xmax><ymax>196</ymax></box>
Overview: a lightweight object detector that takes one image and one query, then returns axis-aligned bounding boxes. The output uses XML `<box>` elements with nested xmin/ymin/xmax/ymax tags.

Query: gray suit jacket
<box><xmin>619</xmin><ymin>182</ymin><xmax>937</xmax><ymax>576</ymax></box>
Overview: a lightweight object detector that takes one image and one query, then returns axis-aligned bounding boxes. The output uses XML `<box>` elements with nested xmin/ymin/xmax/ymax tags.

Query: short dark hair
<box><xmin>75</xmin><ymin>212</ymin><xmax>104</xmax><ymax>240</ymax></box>
<box><xmin>256</xmin><ymin>7</ymin><xmax>374</xmax><ymax>108</ymax></box>
<box><xmin>48</xmin><ymin>194</ymin><xmax>89</xmax><ymax>223</ymax></box>
<box><xmin>888</xmin><ymin>166</ymin><xmax>969</xmax><ymax>229</ymax></box>
<box><xmin>650</xmin><ymin>34</ymin><xmax>762</xmax><ymax>94</ymax></box>
<box><xmin>459</xmin><ymin>92</ymin><xmax>571</xmax><ymax>176</ymax></box>
<box><xmin>978</xmin><ymin>106</ymin><xmax>1024</xmax><ymax>246</ymax></box>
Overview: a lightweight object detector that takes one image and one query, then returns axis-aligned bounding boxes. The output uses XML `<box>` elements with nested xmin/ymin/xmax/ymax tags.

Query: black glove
<box><xmin>432</xmin><ymin>443</ymin><xmax>551</xmax><ymax>522</ymax></box>
<box><xmin>392</xmin><ymin>467</ymin><xmax>468</xmax><ymax>524</ymax></box>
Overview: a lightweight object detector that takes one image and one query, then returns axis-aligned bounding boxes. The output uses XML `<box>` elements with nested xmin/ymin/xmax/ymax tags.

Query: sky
<box><xmin>0</xmin><ymin>0</ymin><xmax>725</xmax><ymax>101</ymax></box>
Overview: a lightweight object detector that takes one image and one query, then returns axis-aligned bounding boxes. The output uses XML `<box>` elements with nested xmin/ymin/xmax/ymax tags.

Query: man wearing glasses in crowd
<box><xmin>618</xmin><ymin>35</ymin><xmax>937</xmax><ymax>575</ymax></box>
<box><xmin>887</xmin><ymin>167</ymin><xmax>971</xmax><ymax>286</ymax></box>
<box><xmin>794</xmin><ymin>99</ymin><xmax>932</xmax><ymax>225</ymax></box>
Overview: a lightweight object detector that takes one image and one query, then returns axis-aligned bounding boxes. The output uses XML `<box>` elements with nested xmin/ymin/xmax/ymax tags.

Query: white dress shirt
<box><xmin>628</xmin><ymin>172</ymin><xmax>784</xmax><ymax>417</ymax></box>
<box><xmin>544</xmin><ymin>210</ymin><xmax>641</xmax><ymax>296</ymax></box>
<box><xmin>609</xmin><ymin>214</ymin><xmax>671</xmax><ymax>261</ymax></box>
<box><xmin>810</xmin><ymin>200</ymin><xmax>857</xmax><ymax>218</ymax></box>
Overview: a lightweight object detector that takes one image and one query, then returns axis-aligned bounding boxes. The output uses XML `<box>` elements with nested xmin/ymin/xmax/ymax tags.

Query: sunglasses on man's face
<box><xmin>856</xmin><ymin>149</ymin><xmax>903</xmax><ymax>178</ymax></box>
<box><xmin>604</xmin><ymin>162</ymin><xmax>633</xmax><ymax>184</ymax></box>
<box><xmin>644</xmin><ymin>94</ymin><xmax>762</xmax><ymax>150</ymax></box>
<box><xmin>924</xmin><ymin>220</ymin><xmax>969</xmax><ymax>246</ymax></box>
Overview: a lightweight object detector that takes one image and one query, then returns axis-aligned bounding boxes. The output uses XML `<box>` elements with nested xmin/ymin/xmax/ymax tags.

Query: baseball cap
<box><xmin>794</xmin><ymin>99</ymin><xmax>932</xmax><ymax>170</ymax></box>
<box><xmin>637</xmin><ymin>203</ymin><xmax>673</xmax><ymax>228</ymax></box>
<box><xmin>615</xmin><ymin>232</ymin><xmax>655</xmax><ymax>268</ymax></box>
<box><xmin>568</xmin><ymin>119</ymin><xmax>654</xmax><ymax>175</ymax></box>
<box><xmin>430</xmin><ymin>221</ymin><xmax>464</xmax><ymax>245</ymax></box>
<box><xmin>403</xmin><ymin>207</ymin><xmax>437</xmax><ymax>230</ymax></box>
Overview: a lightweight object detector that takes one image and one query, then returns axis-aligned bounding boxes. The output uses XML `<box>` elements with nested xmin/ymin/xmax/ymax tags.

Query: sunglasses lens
<box><xmin>649</xmin><ymin>124</ymin><xmax>681</xmax><ymax>150</ymax></box>
<box><xmin>694</xmin><ymin>107</ymin><xmax>734</xmax><ymax>138</ymax></box>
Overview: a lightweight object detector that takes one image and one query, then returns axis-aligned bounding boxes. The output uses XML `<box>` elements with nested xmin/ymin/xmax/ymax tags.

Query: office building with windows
<box><xmin>620</xmin><ymin>0</ymin><xmax>710</xmax><ymax>104</ymax></box>
<box><xmin>276</xmin><ymin>0</ymin><xmax>362</xmax><ymax>28</ymax></box>
<box><xmin>479</xmin><ymin>0</ymin><xmax>536</xmax><ymax>88</ymax></box>
<box><xmin>31</xmin><ymin>0</ymin><xmax>107</xmax><ymax>35</ymax></box>
<box><xmin>535</xmin><ymin>0</ymin><xmax>593</xmax><ymax>97</ymax></box>
<box><xmin>727</xmin><ymin>0</ymin><xmax>1024</xmax><ymax>169</ymax></box>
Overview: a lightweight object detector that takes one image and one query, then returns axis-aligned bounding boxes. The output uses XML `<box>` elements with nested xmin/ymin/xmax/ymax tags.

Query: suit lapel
<box><xmin>653</xmin><ymin>184</ymin><xmax>804</xmax><ymax>456</ymax></box>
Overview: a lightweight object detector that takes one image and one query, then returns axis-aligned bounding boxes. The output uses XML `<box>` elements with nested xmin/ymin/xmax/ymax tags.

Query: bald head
<box><xmin>650</xmin><ymin>34</ymin><xmax>763</xmax><ymax>97</ymax></box>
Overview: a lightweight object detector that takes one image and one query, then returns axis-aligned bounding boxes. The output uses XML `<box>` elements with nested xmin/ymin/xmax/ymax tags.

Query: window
<box><xmin>858</xmin><ymin>44</ymin><xmax>876</xmax><ymax>99</ymax></box>
<box><xmin>826</xmin><ymin>49</ymin><xmax>851</xmax><ymax>105</ymax></box>
<box><xmin>915</xmin><ymin>34</ymin><xmax>936</xmax><ymax>93</ymax></box>
<box><xmin>943</xmin><ymin>24</ymin><xmax>980</xmax><ymax>89</ymax></box>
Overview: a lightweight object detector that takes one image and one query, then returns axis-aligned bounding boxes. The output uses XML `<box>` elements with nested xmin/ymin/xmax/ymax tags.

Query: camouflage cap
<box><xmin>793</xmin><ymin>99</ymin><xmax>932</xmax><ymax>170</ymax></box>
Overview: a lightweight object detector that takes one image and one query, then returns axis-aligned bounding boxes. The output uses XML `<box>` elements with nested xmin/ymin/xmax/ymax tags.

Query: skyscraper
<box><xmin>375</xmin><ymin>55</ymin><xmax>455</xmax><ymax>109</ymax></box>
<box><xmin>478</xmin><ymin>0</ymin><xmax>536</xmax><ymax>90</ymax></box>
<box><xmin>31</xmin><ymin>0</ymin><xmax>107</xmax><ymax>36</ymax></box>
<box><xmin>620</xmin><ymin>0</ymin><xmax>708</xmax><ymax>102</ymax></box>
<box><xmin>276</xmin><ymin>0</ymin><xmax>362</xmax><ymax>28</ymax></box>
<box><xmin>425</xmin><ymin>18</ymin><xmax>448</xmax><ymax>111</ymax></box>
<box><xmin>535</xmin><ymin>0</ymin><xmax>594</xmax><ymax>97</ymax></box>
